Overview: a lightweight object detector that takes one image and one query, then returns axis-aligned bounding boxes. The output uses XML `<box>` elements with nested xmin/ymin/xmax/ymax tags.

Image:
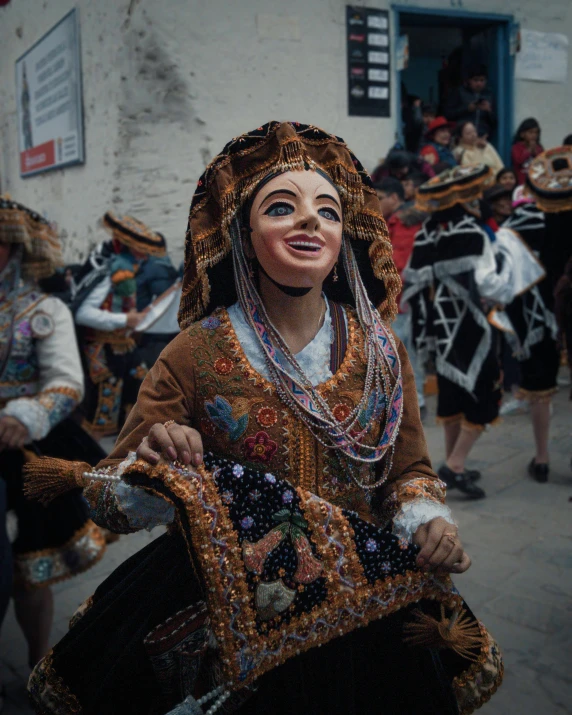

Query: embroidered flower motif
<box><xmin>282</xmin><ymin>490</ymin><xmax>294</xmax><ymax>505</ymax></box>
<box><xmin>200</xmin><ymin>417</ymin><xmax>217</xmax><ymax>437</ymax></box>
<box><xmin>256</xmin><ymin>406</ymin><xmax>278</xmax><ymax>428</ymax></box>
<box><xmin>232</xmin><ymin>464</ymin><xmax>244</xmax><ymax>478</ymax></box>
<box><xmin>214</xmin><ymin>357</ymin><xmax>234</xmax><ymax>375</ymax></box>
<box><xmin>241</xmin><ymin>516</ymin><xmax>254</xmax><ymax>530</ymax></box>
<box><xmin>264</xmin><ymin>473</ymin><xmax>276</xmax><ymax>484</ymax></box>
<box><xmin>365</xmin><ymin>538</ymin><xmax>378</xmax><ymax>552</ymax></box>
<box><xmin>221</xmin><ymin>490</ymin><xmax>234</xmax><ymax>505</ymax></box>
<box><xmin>332</xmin><ymin>403</ymin><xmax>351</xmax><ymax>422</ymax></box>
<box><xmin>249</xmin><ymin>489</ymin><xmax>261</xmax><ymax>502</ymax></box>
<box><xmin>398</xmin><ymin>537</ymin><xmax>409</xmax><ymax>551</ymax></box>
<box><xmin>201</xmin><ymin>316</ymin><xmax>221</xmax><ymax>330</ymax></box>
<box><xmin>381</xmin><ymin>561</ymin><xmax>392</xmax><ymax>573</ymax></box>
<box><xmin>242</xmin><ymin>431</ymin><xmax>278</xmax><ymax>464</ymax></box>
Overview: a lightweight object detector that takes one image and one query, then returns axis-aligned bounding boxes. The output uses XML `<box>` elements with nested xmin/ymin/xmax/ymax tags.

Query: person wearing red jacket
<box><xmin>375</xmin><ymin>177</ymin><xmax>427</xmax><ymax>416</ymax></box>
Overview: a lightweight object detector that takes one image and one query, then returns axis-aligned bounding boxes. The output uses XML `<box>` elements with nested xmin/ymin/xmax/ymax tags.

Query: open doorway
<box><xmin>393</xmin><ymin>7</ymin><xmax>515</xmax><ymax>162</ymax></box>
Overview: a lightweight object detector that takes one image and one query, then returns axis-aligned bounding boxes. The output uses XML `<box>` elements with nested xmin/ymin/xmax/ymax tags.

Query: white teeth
<box><xmin>287</xmin><ymin>241</ymin><xmax>322</xmax><ymax>249</ymax></box>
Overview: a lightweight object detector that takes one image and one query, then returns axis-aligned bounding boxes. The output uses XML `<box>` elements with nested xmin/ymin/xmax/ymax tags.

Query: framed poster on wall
<box><xmin>15</xmin><ymin>8</ymin><xmax>84</xmax><ymax>178</ymax></box>
<box><xmin>346</xmin><ymin>6</ymin><xmax>390</xmax><ymax>117</ymax></box>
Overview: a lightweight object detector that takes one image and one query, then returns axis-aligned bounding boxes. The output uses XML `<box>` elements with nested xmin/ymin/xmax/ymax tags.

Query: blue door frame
<box><xmin>392</xmin><ymin>5</ymin><xmax>515</xmax><ymax>163</ymax></box>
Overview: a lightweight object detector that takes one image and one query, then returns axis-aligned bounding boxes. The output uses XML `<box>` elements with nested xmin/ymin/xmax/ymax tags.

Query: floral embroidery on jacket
<box><xmin>242</xmin><ymin>430</ymin><xmax>278</xmax><ymax>463</ymax></box>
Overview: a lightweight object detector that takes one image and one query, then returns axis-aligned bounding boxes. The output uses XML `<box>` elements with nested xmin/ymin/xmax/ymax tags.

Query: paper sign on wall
<box><xmin>515</xmin><ymin>30</ymin><xmax>568</xmax><ymax>83</ymax></box>
<box><xmin>15</xmin><ymin>9</ymin><xmax>85</xmax><ymax>177</ymax></box>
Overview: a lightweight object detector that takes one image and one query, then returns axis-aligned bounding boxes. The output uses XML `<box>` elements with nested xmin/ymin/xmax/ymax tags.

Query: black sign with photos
<box><xmin>346</xmin><ymin>6</ymin><xmax>390</xmax><ymax>117</ymax></box>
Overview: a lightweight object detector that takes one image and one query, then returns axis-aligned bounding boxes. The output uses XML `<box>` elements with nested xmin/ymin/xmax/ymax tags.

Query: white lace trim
<box><xmin>114</xmin><ymin>481</ymin><xmax>175</xmax><ymax>531</ymax></box>
<box><xmin>112</xmin><ymin>451</ymin><xmax>175</xmax><ymax>530</ymax></box>
<box><xmin>1</xmin><ymin>399</ymin><xmax>51</xmax><ymax>441</ymax></box>
<box><xmin>227</xmin><ymin>299</ymin><xmax>335</xmax><ymax>387</ymax></box>
<box><xmin>392</xmin><ymin>497</ymin><xmax>455</xmax><ymax>542</ymax></box>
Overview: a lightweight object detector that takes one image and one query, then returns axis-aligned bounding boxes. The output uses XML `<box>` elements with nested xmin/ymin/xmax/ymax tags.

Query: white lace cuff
<box><xmin>111</xmin><ymin>452</ymin><xmax>175</xmax><ymax>530</ymax></box>
<box><xmin>392</xmin><ymin>498</ymin><xmax>455</xmax><ymax>542</ymax></box>
<box><xmin>1</xmin><ymin>399</ymin><xmax>51</xmax><ymax>441</ymax></box>
<box><xmin>112</xmin><ymin>481</ymin><xmax>175</xmax><ymax>531</ymax></box>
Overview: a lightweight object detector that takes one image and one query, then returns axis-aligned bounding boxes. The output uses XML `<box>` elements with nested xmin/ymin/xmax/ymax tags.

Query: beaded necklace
<box><xmin>230</xmin><ymin>218</ymin><xmax>403</xmax><ymax>490</ymax></box>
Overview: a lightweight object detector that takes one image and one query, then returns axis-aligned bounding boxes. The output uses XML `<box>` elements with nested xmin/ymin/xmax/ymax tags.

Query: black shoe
<box><xmin>438</xmin><ymin>465</ymin><xmax>486</xmax><ymax>499</ymax></box>
<box><xmin>528</xmin><ymin>459</ymin><xmax>549</xmax><ymax>483</ymax></box>
<box><xmin>466</xmin><ymin>469</ymin><xmax>481</xmax><ymax>482</ymax></box>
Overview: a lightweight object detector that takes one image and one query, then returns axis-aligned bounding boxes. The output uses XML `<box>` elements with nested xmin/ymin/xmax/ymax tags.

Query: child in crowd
<box><xmin>401</xmin><ymin>171</ymin><xmax>429</xmax><ymax>203</ymax></box>
<box><xmin>496</xmin><ymin>168</ymin><xmax>517</xmax><ymax>193</ymax></box>
<box><xmin>511</xmin><ymin>118</ymin><xmax>543</xmax><ymax>185</ymax></box>
<box><xmin>453</xmin><ymin>121</ymin><xmax>504</xmax><ymax>174</ymax></box>
<box><xmin>483</xmin><ymin>185</ymin><xmax>514</xmax><ymax>232</ymax></box>
<box><xmin>419</xmin><ymin>117</ymin><xmax>457</xmax><ymax>168</ymax></box>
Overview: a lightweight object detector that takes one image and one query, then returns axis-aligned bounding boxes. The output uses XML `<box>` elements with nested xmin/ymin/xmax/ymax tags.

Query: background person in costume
<box><xmin>74</xmin><ymin>212</ymin><xmax>168</xmax><ymax>437</ymax></box>
<box><xmin>524</xmin><ymin>145</ymin><xmax>572</xmax><ymax>476</ymax></box>
<box><xmin>496</xmin><ymin>198</ymin><xmax>560</xmax><ymax>482</ymax></box>
<box><xmin>26</xmin><ymin>123</ymin><xmax>502</xmax><ymax>715</ymax></box>
<box><xmin>403</xmin><ymin>165</ymin><xmax>514</xmax><ymax>500</ymax></box>
<box><xmin>0</xmin><ymin>196</ymin><xmax>106</xmax><ymax>688</ymax></box>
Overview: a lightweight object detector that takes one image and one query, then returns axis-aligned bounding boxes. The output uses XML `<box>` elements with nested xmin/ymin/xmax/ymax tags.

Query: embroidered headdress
<box><xmin>525</xmin><ymin>145</ymin><xmax>572</xmax><ymax>213</ymax></box>
<box><xmin>415</xmin><ymin>164</ymin><xmax>492</xmax><ymax>214</ymax></box>
<box><xmin>0</xmin><ymin>195</ymin><xmax>63</xmax><ymax>278</ymax></box>
<box><xmin>103</xmin><ymin>211</ymin><xmax>167</xmax><ymax>257</ymax></box>
<box><xmin>179</xmin><ymin>121</ymin><xmax>400</xmax><ymax>328</ymax></box>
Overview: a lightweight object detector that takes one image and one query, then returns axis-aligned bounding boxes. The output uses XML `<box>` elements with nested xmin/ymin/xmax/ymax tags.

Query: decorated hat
<box><xmin>0</xmin><ymin>195</ymin><xmax>63</xmax><ymax>279</ymax></box>
<box><xmin>415</xmin><ymin>164</ymin><xmax>493</xmax><ymax>213</ymax></box>
<box><xmin>483</xmin><ymin>184</ymin><xmax>513</xmax><ymax>203</ymax></box>
<box><xmin>425</xmin><ymin>116</ymin><xmax>456</xmax><ymax>139</ymax></box>
<box><xmin>103</xmin><ymin>211</ymin><xmax>167</xmax><ymax>257</ymax></box>
<box><xmin>179</xmin><ymin>121</ymin><xmax>400</xmax><ymax>328</ymax></box>
<box><xmin>525</xmin><ymin>146</ymin><xmax>572</xmax><ymax>213</ymax></box>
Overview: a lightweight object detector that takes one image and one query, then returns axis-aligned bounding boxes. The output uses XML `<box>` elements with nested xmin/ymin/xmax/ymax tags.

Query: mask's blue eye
<box><xmin>318</xmin><ymin>207</ymin><xmax>341</xmax><ymax>222</ymax></box>
<box><xmin>266</xmin><ymin>202</ymin><xmax>294</xmax><ymax>217</ymax></box>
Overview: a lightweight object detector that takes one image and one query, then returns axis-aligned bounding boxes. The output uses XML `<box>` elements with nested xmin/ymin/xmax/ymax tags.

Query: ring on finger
<box><xmin>443</xmin><ymin>532</ymin><xmax>457</xmax><ymax>545</ymax></box>
<box><xmin>163</xmin><ymin>420</ymin><xmax>175</xmax><ymax>429</ymax></box>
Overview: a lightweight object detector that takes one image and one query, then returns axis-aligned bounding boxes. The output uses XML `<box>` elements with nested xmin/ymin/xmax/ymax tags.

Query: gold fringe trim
<box><xmin>14</xmin><ymin>520</ymin><xmax>106</xmax><ymax>591</ymax></box>
<box><xmin>23</xmin><ymin>458</ymin><xmax>91</xmax><ymax>505</ymax></box>
<box><xmin>28</xmin><ymin>651</ymin><xmax>83</xmax><ymax>713</ymax></box>
<box><xmin>415</xmin><ymin>169</ymin><xmax>493</xmax><ymax>213</ymax></box>
<box><xmin>515</xmin><ymin>386</ymin><xmax>558</xmax><ymax>403</ymax></box>
<box><xmin>403</xmin><ymin>604</ymin><xmax>485</xmax><ymax>661</ymax></box>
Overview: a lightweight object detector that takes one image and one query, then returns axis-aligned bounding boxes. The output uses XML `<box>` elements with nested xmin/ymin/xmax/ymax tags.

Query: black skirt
<box><xmin>1</xmin><ymin>418</ymin><xmax>106</xmax><ymax>589</ymax></box>
<box><xmin>29</xmin><ymin>530</ymin><xmax>460</xmax><ymax>715</ymax></box>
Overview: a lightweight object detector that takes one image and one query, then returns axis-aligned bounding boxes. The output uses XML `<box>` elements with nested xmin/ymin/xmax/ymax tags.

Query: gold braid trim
<box><xmin>23</xmin><ymin>458</ymin><xmax>91</xmax><ymax>505</ymax></box>
<box><xmin>28</xmin><ymin>651</ymin><xmax>83</xmax><ymax>714</ymax></box>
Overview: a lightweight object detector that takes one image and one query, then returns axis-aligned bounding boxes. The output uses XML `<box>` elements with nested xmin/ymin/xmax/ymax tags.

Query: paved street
<box><xmin>1</xmin><ymin>384</ymin><xmax>571</xmax><ymax>714</ymax></box>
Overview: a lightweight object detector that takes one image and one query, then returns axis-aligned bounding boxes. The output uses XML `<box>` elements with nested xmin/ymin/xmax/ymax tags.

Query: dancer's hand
<box><xmin>0</xmin><ymin>415</ymin><xmax>30</xmax><ymax>451</ymax></box>
<box><xmin>413</xmin><ymin>517</ymin><xmax>471</xmax><ymax>574</ymax></box>
<box><xmin>136</xmin><ymin>422</ymin><xmax>203</xmax><ymax>467</ymax></box>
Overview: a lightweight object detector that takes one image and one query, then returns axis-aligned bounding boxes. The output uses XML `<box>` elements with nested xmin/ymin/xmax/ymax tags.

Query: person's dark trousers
<box><xmin>0</xmin><ymin>477</ymin><xmax>13</xmax><ymax>629</ymax></box>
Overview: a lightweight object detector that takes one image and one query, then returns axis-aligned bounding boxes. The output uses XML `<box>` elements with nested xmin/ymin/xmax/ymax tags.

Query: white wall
<box><xmin>0</xmin><ymin>0</ymin><xmax>570</xmax><ymax>267</ymax></box>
